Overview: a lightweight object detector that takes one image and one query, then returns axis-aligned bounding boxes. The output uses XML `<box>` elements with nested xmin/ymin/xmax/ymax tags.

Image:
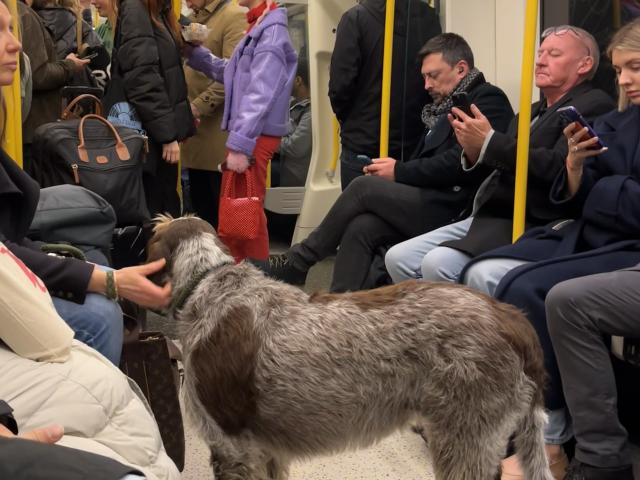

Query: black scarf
<box><xmin>421</xmin><ymin>68</ymin><xmax>485</xmax><ymax>130</ymax></box>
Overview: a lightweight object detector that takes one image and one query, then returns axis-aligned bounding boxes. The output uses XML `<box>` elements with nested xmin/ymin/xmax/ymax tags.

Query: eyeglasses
<box><xmin>541</xmin><ymin>26</ymin><xmax>592</xmax><ymax>57</ymax></box>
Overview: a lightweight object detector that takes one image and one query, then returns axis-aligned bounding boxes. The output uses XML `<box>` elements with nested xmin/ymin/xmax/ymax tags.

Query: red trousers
<box><xmin>219</xmin><ymin>135</ymin><xmax>280</xmax><ymax>261</ymax></box>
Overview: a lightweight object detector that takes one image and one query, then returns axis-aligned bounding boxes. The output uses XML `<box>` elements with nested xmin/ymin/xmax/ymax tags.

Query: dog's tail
<box><xmin>513</xmin><ymin>402</ymin><xmax>554</xmax><ymax>480</ymax></box>
<box><xmin>491</xmin><ymin>298</ymin><xmax>554</xmax><ymax>480</ymax></box>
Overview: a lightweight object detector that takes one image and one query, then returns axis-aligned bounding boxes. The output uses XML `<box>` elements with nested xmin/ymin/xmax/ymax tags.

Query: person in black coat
<box><xmin>329</xmin><ymin>0</ymin><xmax>442</xmax><ymax>188</ymax></box>
<box><xmin>255</xmin><ymin>33</ymin><xmax>514</xmax><ymax>292</ymax></box>
<box><xmin>459</xmin><ymin>20</ymin><xmax>640</xmax><ymax>479</ymax></box>
<box><xmin>385</xmin><ymin>26</ymin><xmax>614</xmax><ymax>289</ymax></box>
<box><xmin>106</xmin><ymin>0</ymin><xmax>195</xmax><ymax>217</ymax></box>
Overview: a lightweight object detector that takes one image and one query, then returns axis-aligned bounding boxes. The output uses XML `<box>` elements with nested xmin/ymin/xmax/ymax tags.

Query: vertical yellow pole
<box><xmin>512</xmin><ymin>0</ymin><xmax>539</xmax><ymax>242</ymax></box>
<box><xmin>172</xmin><ymin>0</ymin><xmax>182</xmax><ymax>201</ymax></box>
<box><xmin>172</xmin><ymin>0</ymin><xmax>181</xmax><ymax>20</ymax></box>
<box><xmin>379</xmin><ymin>0</ymin><xmax>395</xmax><ymax>158</ymax></box>
<box><xmin>2</xmin><ymin>0</ymin><xmax>23</xmax><ymax>167</ymax></box>
<box><xmin>328</xmin><ymin>116</ymin><xmax>340</xmax><ymax>178</ymax></box>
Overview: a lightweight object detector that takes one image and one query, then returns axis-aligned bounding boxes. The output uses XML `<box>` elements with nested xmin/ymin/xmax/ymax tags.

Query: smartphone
<box><xmin>80</xmin><ymin>52</ymin><xmax>99</xmax><ymax>60</ymax></box>
<box><xmin>356</xmin><ymin>154</ymin><xmax>372</xmax><ymax>166</ymax></box>
<box><xmin>557</xmin><ymin>106</ymin><xmax>606</xmax><ymax>150</ymax></box>
<box><xmin>451</xmin><ymin>92</ymin><xmax>473</xmax><ymax>118</ymax></box>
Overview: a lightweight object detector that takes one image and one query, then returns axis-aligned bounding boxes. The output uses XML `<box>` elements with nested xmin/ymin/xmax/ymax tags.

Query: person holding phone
<box><xmin>253</xmin><ymin>33</ymin><xmax>514</xmax><ymax>292</ymax></box>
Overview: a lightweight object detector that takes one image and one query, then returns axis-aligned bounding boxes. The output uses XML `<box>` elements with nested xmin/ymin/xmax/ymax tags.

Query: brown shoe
<box><xmin>501</xmin><ymin>450</ymin><xmax>569</xmax><ymax>480</ymax></box>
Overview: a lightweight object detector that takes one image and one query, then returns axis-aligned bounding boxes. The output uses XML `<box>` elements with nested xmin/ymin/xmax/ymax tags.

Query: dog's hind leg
<box><xmin>266</xmin><ymin>456</ymin><xmax>289</xmax><ymax>480</ymax></box>
<box><xmin>426</xmin><ymin>422</ymin><xmax>512</xmax><ymax>480</ymax></box>
<box><xmin>513</xmin><ymin>405</ymin><xmax>554</xmax><ymax>480</ymax></box>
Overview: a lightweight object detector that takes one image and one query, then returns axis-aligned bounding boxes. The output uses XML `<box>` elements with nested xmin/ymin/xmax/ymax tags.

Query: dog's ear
<box><xmin>146</xmin><ymin>238</ymin><xmax>171</xmax><ymax>286</ymax></box>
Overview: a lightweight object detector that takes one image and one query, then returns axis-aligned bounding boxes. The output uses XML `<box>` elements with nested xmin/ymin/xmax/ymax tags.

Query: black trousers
<box><xmin>289</xmin><ymin>175</ymin><xmax>457</xmax><ymax>292</ymax></box>
<box><xmin>187</xmin><ymin>168</ymin><xmax>222</xmax><ymax>229</ymax></box>
<box><xmin>0</xmin><ymin>436</ymin><xmax>142</xmax><ymax>480</ymax></box>
<box><xmin>546</xmin><ymin>266</ymin><xmax>640</xmax><ymax>469</ymax></box>
<box><xmin>142</xmin><ymin>141</ymin><xmax>180</xmax><ymax>218</ymax></box>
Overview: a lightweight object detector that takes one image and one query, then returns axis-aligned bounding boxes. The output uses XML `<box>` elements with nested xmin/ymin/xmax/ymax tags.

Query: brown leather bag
<box><xmin>119</xmin><ymin>331</ymin><xmax>185</xmax><ymax>471</ymax></box>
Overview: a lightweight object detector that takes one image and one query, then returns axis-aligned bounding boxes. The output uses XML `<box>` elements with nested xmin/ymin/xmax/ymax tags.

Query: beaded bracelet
<box><xmin>105</xmin><ymin>270</ymin><xmax>119</xmax><ymax>301</ymax></box>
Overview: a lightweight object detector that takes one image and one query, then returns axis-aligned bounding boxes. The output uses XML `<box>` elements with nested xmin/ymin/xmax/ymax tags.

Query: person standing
<box><xmin>181</xmin><ymin>0</ymin><xmax>245</xmax><ymax>229</ymax></box>
<box><xmin>329</xmin><ymin>0</ymin><xmax>441</xmax><ymax>188</ymax></box>
<box><xmin>185</xmin><ymin>0</ymin><xmax>297</xmax><ymax>261</ymax></box>
<box><xmin>106</xmin><ymin>0</ymin><xmax>195</xmax><ymax>218</ymax></box>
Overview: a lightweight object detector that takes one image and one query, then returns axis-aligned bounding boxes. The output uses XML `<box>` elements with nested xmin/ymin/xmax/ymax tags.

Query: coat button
<box><xmin>453</xmin><ymin>186</ymin><xmax>462</xmax><ymax>192</ymax></box>
<box><xmin>67</xmin><ymin>292</ymin><xmax>73</xmax><ymax>299</ymax></box>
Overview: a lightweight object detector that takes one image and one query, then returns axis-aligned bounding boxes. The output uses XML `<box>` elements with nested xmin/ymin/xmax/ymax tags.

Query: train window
<box><xmin>543</xmin><ymin>0</ymin><xmax>640</xmax><ymax>100</ymax></box>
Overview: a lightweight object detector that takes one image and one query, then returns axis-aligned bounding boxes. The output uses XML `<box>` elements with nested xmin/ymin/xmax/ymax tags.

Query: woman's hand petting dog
<box><xmin>87</xmin><ymin>259</ymin><xmax>172</xmax><ymax>309</ymax></box>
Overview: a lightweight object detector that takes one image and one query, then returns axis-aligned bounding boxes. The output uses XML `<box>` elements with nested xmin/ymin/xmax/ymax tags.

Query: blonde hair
<box><xmin>608</xmin><ymin>18</ymin><xmax>640</xmax><ymax>111</ymax></box>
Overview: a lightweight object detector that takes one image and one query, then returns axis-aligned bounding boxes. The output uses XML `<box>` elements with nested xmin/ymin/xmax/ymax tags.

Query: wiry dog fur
<box><xmin>148</xmin><ymin>215</ymin><xmax>554</xmax><ymax>480</ymax></box>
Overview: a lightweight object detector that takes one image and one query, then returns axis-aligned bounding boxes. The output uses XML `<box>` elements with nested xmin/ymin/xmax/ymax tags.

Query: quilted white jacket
<box><xmin>0</xmin><ymin>341</ymin><xmax>180</xmax><ymax>480</ymax></box>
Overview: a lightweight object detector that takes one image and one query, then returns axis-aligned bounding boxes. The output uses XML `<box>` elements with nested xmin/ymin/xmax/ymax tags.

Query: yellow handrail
<box><xmin>327</xmin><ymin>115</ymin><xmax>340</xmax><ymax>179</ymax></box>
<box><xmin>2</xmin><ymin>0</ymin><xmax>22</xmax><ymax>167</ymax></box>
<box><xmin>379</xmin><ymin>0</ymin><xmax>395</xmax><ymax>157</ymax></box>
<box><xmin>512</xmin><ymin>0</ymin><xmax>539</xmax><ymax>242</ymax></box>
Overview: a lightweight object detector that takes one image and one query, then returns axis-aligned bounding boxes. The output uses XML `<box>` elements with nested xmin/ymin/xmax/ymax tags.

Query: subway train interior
<box><xmin>2</xmin><ymin>0</ymin><xmax>640</xmax><ymax>479</ymax></box>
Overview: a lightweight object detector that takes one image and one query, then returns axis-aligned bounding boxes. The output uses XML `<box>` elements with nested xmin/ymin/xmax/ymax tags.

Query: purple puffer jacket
<box><xmin>186</xmin><ymin>7</ymin><xmax>297</xmax><ymax>156</ymax></box>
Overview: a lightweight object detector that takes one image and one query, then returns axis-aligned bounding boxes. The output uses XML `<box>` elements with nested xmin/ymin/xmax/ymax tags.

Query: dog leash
<box><xmin>169</xmin><ymin>261</ymin><xmax>235</xmax><ymax>312</ymax></box>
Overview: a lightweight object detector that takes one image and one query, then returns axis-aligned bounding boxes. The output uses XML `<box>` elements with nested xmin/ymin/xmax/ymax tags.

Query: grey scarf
<box><xmin>421</xmin><ymin>68</ymin><xmax>484</xmax><ymax>130</ymax></box>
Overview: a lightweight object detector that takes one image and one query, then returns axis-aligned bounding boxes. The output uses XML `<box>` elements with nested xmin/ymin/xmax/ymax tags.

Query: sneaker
<box><xmin>251</xmin><ymin>253</ymin><xmax>308</xmax><ymax>285</ymax></box>
<box><xmin>564</xmin><ymin>458</ymin><xmax>634</xmax><ymax>480</ymax></box>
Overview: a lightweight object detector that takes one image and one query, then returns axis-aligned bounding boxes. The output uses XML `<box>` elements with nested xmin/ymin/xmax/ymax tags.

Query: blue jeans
<box><xmin>51</xmin><ymin>253</ymin><xmax>123</xmax><ymax>365</ymax></box>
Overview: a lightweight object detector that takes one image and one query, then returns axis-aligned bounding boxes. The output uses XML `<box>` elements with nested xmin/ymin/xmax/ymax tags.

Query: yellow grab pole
<box><xmin>2</xmin><ymin>0</ymin><xmax>22</xmax><ymax>167</ymax></box>
<box><xmin>172</xmin><ymin>0</ymin><xmax>181</xmax><ymax>21</ymax></box>
<box><xmin>512</xmin><ymin>0</ymin><xmax>539</xmax><ymax>242</ymax></box>
<box><xmin>328</xmin><ymin>116</ymin><xmax>340</xmax><ymax>177</ymax></box>
<box><xmin>379</xmin><ymin>0</ymin><xmax>395</xmax><ymax>158</ymax></box>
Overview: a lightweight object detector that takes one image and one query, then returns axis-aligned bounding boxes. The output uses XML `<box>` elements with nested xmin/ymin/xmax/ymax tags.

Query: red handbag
<box><xmin>218</xmin><ymin>171</ymin><xmax>263</xmax><ymax>240</ymax></box>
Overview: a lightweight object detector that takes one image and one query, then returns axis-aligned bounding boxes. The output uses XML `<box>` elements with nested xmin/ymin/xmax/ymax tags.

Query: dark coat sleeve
<box><xmin>19</xmin><ymin>4</ymin><xmax>74</xmax><ymax>91</ymax></box>
<box><xmin>0</xmin><ymin>437</ymin><xmax>143</xmax><ymax>480</ymax></box>
<box><xmin>0</xmin><ymin>234</ymin><xmax>94</xmax><ymax>304</ymax></box>
<box><xmin>482</xmin><ymin>88</ymin><xmax>615</xmax><ymax>187</ymax></box>
<box><xmin>394</xmin><ymin>83</ymin><xmax>514</xmax><ymax>188</ymax></box>
<box><xmin>116</xmin><ymin>0</ymin><xmax>178</xmax><ymax>144</ymax></box>
<box><xmin>328</xmin><ymin>9</ymin><xmax>362</xmax><ymax>123</ymax></box>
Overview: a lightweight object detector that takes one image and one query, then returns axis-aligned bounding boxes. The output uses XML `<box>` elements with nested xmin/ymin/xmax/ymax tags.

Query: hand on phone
<box><xmin>80</xmin><ymin>52</ymin><xmax>99</xmax><ymax>60</ymax></box>
<box><xmin>451</xmin><ymin>92</ymin><xmax>474</xmax><ymax>119</ymax></box>
<box><xmin>557</xmin><ymin>106</ymin><xmax>606</xmax><ymax>150</ymax></box>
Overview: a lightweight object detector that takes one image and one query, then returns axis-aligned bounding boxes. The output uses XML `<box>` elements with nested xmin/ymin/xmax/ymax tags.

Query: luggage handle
<box><xmin>61</xmin><ymin>94</ymin><xmax>103</xmax><ymax>120</ymax></box>
<box><xmin>77</xmin><ymin>114</ymin><xmax>131</xmax><ymax>162</ymax></box>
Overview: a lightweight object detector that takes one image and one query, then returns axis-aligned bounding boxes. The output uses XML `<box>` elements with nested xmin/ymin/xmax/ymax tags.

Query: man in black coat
<box><xmin>329</xmin><ymin>0</ymin><xmax>442</xmax><ymax>188</ymax></box>
<box><xmin>256</xmin><ymin>33</ymin><xmax>514</xmax><ymax>292</ymax></box>
<box><xmin>385</xmin><ymin>26</ymin><xmax>615</xmax><ymax>294</ymax></box>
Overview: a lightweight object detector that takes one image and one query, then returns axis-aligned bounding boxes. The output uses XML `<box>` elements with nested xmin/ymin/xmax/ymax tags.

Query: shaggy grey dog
<box><xmin>147</xmin><ymin>216</ymin><xmax>553</xmax><ymax>480</ymax></box>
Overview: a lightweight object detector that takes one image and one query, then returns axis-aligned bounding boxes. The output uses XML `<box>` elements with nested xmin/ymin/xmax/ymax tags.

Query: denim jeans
<box><xmin>51</xmin><ymin>252</ymin><xmax>123</xmax><ymax>365</ymax></box>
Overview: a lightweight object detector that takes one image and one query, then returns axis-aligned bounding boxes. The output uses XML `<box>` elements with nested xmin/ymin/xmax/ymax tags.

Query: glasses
<box><xmin>541</xmin><ymin>26</ymin><xmax>592</xmax><ymax>57</ymax></box>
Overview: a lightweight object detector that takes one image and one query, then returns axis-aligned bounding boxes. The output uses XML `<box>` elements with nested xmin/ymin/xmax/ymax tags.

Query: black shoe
<box><xmin>251</xmin><ymin>253</ymin><xmax>308</xmax><ymax>285</ymax></box>
<box><xmin>564</xmin><ymin>458</ymin><xmax>634</xmax><ymax>480</ymax></box>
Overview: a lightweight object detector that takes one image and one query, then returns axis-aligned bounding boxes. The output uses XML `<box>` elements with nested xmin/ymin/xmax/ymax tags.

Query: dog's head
<box><xmin>146</xmin><ymin>214</ymin><xmax>225</xmax><ymax>284</ymax></box>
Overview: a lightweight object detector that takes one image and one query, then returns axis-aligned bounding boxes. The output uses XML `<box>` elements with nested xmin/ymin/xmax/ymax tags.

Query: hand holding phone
<box><xmin>451</xmin><ymin>92</ymin><xmax>473</xmax><ymax>119</ymax></box>
<box><xmin>356</xmin><ymin>154</ymin><xmax>372</xmax><ymax>166</ymax></box>
<box><xmin>79</xmin><ymin>51</ymin><xmax>99</xmax><ymax>60</ymax></box>
<box><xmin>557</xmin><ymin>106</ymin><xmax>606</xmax><ymax>150</ymax></box>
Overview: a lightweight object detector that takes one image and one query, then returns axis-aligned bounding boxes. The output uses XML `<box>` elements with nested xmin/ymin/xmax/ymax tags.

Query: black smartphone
<box><xmin>356</xmin><ymin>154</ymin><xmax>372</xmax><ymax>165</ymax></box>
<box><xmin>451</xmin><ymin>92</ymin><xmax>473</xmax><ymax>118</ymax></box>
<box><xmin>80</xmin><ymin>51</ymin><xmax>99</xmax><ymax>60</ymax></box>
<box><xmin>557</xmin><ymin>106</ymin><xmax>606</xmax><ymax>150</ymax></box>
